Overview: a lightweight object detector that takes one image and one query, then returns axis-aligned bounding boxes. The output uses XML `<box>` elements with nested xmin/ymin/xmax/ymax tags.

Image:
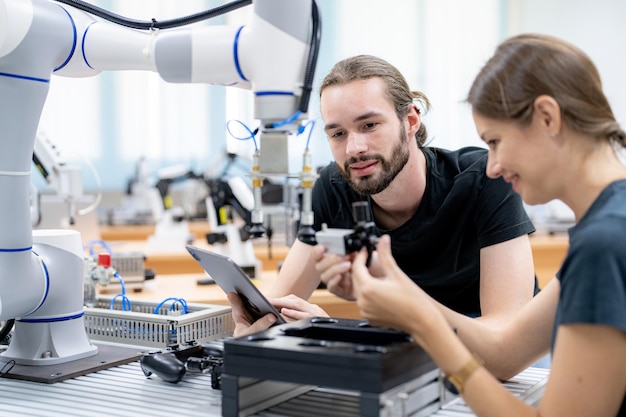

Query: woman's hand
<box><xmin>351</xmin><ymin>235</ymin><xmax>443</xmax><ymax>346</ymax></box>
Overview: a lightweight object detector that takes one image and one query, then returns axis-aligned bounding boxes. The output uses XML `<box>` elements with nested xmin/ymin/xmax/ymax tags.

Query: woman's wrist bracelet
<box><xmin>444</xmin><ymin>353</ymin><xmax>484</xmax><ymax>395</ymax></box>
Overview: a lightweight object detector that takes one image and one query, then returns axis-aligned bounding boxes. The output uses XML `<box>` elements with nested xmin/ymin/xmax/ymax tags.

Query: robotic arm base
<box><xmin>1</xmin><ymin>230</ymin><xmax>97</xmax><ymax>365</ymax></box>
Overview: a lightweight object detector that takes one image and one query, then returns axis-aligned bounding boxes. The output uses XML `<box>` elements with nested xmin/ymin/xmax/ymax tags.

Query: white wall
<box><xmin>309</xmin><ymin>0</ymin><xmax>626</xmax><ymax>167</ymax></box>
<box><xmin>506</xmin><ymin>0</ymin><xmax>626</xmax><ymax>131</ymax></box>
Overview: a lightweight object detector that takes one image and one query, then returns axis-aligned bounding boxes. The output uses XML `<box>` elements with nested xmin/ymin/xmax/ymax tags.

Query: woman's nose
<box><xmin>486</xmin><ymin>155</ymin><xmax>502</xmax><ymax>179</ymax></box>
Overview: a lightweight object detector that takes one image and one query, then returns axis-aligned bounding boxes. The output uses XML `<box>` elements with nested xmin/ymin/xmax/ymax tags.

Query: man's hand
<box><xmin>227</xmin><ymin>292</ymin><xmax>277</xmax><ymax>337</ymax></box>
<box><xmin>227</xmin><ymin>292</ymin><xmax>329</xmax><ymax>337</ymax></box>
<box><xmin>312</xmin><ymin>244</ymin><xmax>355</xmax><ymax>300</ymax></box>
<box><xmin>270</xmin><ymin>294</ymin><xmax>329</xmax><ymax>321</ymax></box>
<box><xmin>312</xmin><ymin>244</ymin><xmax>383</xmax><ymax>300</ymax></box>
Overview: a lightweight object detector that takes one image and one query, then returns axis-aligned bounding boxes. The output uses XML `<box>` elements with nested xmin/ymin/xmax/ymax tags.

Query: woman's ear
<box><xmin>533</xmin><ymin>95</ymin><xmax>562</xmax><ymax>136</ymax></box>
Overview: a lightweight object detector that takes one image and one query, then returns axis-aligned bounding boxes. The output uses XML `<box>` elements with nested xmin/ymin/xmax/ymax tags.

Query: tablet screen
<box><xmin>186</xmin><ymin>245</ymin><xmax>286</xmax><ymax>324</ymax></box>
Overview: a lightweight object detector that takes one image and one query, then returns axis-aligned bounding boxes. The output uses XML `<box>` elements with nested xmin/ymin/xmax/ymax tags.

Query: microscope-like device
<box><xmin>315</xmin><ymin>201</ymin><xmax>379</xmax><ymax>265</ymax></box>
<box><xmin>0</xmin><ymin>0</ymin><xmax>320</xmax><ymax>368</ymax></box>
<box><xmin>31</xmin><ymin>132</ymin><xmax>85</xmax><ymax>228</ymax></box>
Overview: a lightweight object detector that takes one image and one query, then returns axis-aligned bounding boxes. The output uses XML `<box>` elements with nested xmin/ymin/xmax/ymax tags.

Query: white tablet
<box><xmin>185</xmin><ymin>245</ymin><xmax>286</xmax><ymax>325</ymax></box>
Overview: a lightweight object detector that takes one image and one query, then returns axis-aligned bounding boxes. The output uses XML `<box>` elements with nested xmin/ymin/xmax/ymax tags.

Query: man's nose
<box><xmin>345</xmin><ymin>132</ymin><xmax>368</xmax><ymax>155</ymax></box>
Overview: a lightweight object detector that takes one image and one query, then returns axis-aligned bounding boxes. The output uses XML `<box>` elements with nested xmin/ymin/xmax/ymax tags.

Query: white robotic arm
<box><xmin>53</xmin><ymin>0</ymin><xmax>312</xmax><ymax>122</ymax></box>
<box><xmin>0</xmin><ymin>0</ymin><xmax>319</xmax><ymax>366</ymax></box>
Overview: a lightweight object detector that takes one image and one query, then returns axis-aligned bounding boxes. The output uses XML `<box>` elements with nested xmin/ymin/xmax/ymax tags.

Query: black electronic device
<box><xmin>185</xmin><ymin>245</ymin><xmax>286</xmax><ymax>325</ymax></box>
<box><xmin>220</xmin><ymin>317</ymin><xmax>438</xmax><ymax>416</ymax></box>
<box><xmin>222</xmin><ymin>317</ymin><xmax>433</xmax><ymax>392</ymax></box>
<box><xmin>140</xmin><ymin>341</ymin><xmax>224</xmax><ymax>389</ymax></box>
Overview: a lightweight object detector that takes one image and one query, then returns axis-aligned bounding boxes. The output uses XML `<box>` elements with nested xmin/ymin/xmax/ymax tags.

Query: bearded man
<box><xmin>229</xmin><ymin>55</ymin><xmax>539</xmax><ymax>337</ymax></box>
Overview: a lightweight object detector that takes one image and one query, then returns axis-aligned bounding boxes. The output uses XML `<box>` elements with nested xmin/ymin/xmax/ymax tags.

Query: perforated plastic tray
<box><xmin>84</xmin><ymin>296</ymin><xmax>234</xmax><ymax>349</ymax></box>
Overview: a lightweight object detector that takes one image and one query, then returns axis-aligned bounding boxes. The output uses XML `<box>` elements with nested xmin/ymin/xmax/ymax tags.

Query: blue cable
<box><xmin>153</xmin><ymin>297</ymin><xmax>188</xmax><ymax>315</ymax></box>
<box><xmin>268</xmin><ymin>110</ymin><xmax>302</xmax><ymax>129</ymax></box>
<box><xmin>84</xmin><ymin>239</ymin><xmax>113</xmax><ymax>257</ymax></box>
<box><xmin>297</xmin><ymin>119</ymin><xmax>316</xmax><ymax>150</ymax></box>
<box><xmin>109</xmin><ymin>272</ymin><xmax>131</xmax><ymax>311</ymax></box>
<box><xmin>226</xmin><ymin>119</ymin><xmax>258</xmax><ymax>151</ymax></box>
<box><xmin>226</xmin><ymin>117</ymin><xmax>315</xmax><ymax>153</ymax></box>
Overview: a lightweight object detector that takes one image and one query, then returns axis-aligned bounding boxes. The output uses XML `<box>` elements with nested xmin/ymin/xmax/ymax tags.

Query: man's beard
<box><xmin>337</xmin><ymin>125</ymin><xmax>410</xmax><ymax>196</ymax></box>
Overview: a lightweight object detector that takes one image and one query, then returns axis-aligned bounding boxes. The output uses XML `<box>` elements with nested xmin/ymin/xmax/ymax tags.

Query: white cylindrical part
<box><xmin>154</xmin><ymin>25</ymin><xmax>249</xmax><ymax>87</ymax></box>
<box><xmin>190</xmin><ymin>25</ymin><xmax>248</xmax><ymax>86</ymax></box>
<box><xmin>0</xmin><ymin>250</ymin><xmax>46</xmax><ymax>320</ymax></box>
<box><xmin>228</xmin><ymin>176</ymin><xmax>254</xmax><ymax>211</ymax></box>
<box><xmin>57</xmin><ymin>165</ymin><xmax>83</xmax><ymax>199</ymax></box>
<box><xmin>237</xmin><ymin>17</ymin><xmax>308</xmax><ymax>93</ymax></box>
<box><xmin>0</xmin><ymin>0</ymin><xmax>33</xmax><ymax>58</ymax></box>
<box><xmin>81</xmin><ymin>22</ymin><xmax>156</xmax><ymax>72</ymax></box>
<box><xmin>32</xmin><ymin>229</ymin><xmax>83</xmax><ymax>259</ymax></box>
<box><xmin>51</xmin><ymin>3</ymin><xmax>101</xmax><ymax>77</ymax></box>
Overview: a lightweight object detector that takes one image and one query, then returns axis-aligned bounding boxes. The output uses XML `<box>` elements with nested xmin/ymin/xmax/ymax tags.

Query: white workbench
<box><xmin>0</xmin><ymin>359</ymin><xmax>549</xmax><ymax>417</ymax></box>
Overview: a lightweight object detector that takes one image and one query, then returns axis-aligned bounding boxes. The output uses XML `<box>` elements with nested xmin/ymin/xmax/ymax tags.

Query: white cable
<box><xmin>0</xmin><ymin>170</ymin><xmax>30</xmax><ymax>176</ymax></box>
<box><xmin>76</xmin><ymin>153</ymin><xmax>103</xmax><ymax>216</ymax></box>
<box><xmin>63</xmin><ymin>149</ymin><xmax>103</xmax><ymax>216</ymax></box>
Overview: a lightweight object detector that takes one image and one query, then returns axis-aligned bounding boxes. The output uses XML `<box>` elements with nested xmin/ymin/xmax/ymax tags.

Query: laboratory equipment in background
<box><xmin>109</xmin><ymin>150</ymin><xmax>304</xmax><ymax>250</ymax></box>
<box><xmin>205</xmin><ymin>176</ymin><xmax>261</xmax><ymax>277</ymax></box>
<box><xmin>145</xmin><ymin>164</ymin><xmax>199</xmax><ymax>253</ymax></box>
<box><xmin>107</xmin><ymin>156</ymin><xmax>163</xmax><ymax>226</ymax></box>
<box><xmin>111</xmin><ymin>160</ymin><xmax>212</xmax><ymax>226</ymax></box>
<box><xmin>31</xmin><ymin>132</ymin><xmax>102</xmax><ymax>242</ymax></box>
<box><xmin>35</xmin><ymin>195</ymin><xmax>101</xmax><ymax>242</ymax></box>
<box><xmin>146</xmin><ymin>207</ymin><xmax>196</xmax><ymax>253</ymax></box>
<box><xmin>83</xmin><ymin>250</ymin><xmax>153</xmax><ymax>307</ymax></box>
<box><xmin>524</xmin><ymin>200</ymin><xmax>576</xmax><ymax>234</ymax></box>
<box><xmin>111</xmin><ymin>151</ymin><xmax>297</xmax><ymax>271</ymax></box>
<box><xmin>32</xmin><ymin>132</ymin><xmax>83</xmax><ymax>226</ymax></box>
<box><xmin>83</xmin><ymin>252</ymin><xmax>117</xmax><ymax>308</ymax></box>
<box><xmin>203</xmin><ymin>151</ymin><xmax>308</xmax><ymax>255</ymax></box>
<box><xmin>0</xmin><ymin>0</ymin><xmax>319</xmax><ymax>370</ymax></box>
<box><xmin>154</xmin><ymin>163</ymin><xmax>207</xmax><ymax>219</ymax></box>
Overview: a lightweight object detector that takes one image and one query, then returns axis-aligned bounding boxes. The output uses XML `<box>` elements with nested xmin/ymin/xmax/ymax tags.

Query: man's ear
<box><xmin>406</xmin><ymin>105</ymin><xmax>421</xmax><ymax>137</ymax></box>
<box><xmin>533</xmin><ymin>95</ymin><xmax>562</xmax><ymax>136</ymax></box>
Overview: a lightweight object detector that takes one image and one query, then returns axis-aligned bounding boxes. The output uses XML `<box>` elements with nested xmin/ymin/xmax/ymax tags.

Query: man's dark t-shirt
<box><xmin>311</xmin><ymin>146</ymin><xmax>535</xmax><ymax>315</ymax></box>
